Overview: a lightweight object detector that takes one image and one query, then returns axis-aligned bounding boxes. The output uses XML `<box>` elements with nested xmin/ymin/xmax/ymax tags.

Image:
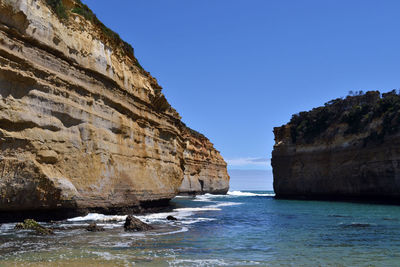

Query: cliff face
<box><xmin>179</xmin><ymin>128</ymin><xmax>229</xmax><ymax>195</ymax></box>
<box><xmin>272</xmin><ymin>91</ymin><xmax>400</xmax><ymax>201</ymax></box>
<box><xmin>0</xmin><ymin>0</ymin><xmax>229</xmax><ymax>218</ymax></box>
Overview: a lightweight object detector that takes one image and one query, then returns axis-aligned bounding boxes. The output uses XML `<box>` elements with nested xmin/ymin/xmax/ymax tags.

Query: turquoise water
<box><xmin>1</xmin><ymin>191</ymin><xmax>400</xmax><ymax>266</ymax></box>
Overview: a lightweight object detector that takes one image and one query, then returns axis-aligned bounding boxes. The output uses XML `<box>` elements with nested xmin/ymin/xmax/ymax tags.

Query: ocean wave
<box><xmin>193</xmin><ymin>194</ymin><xmax>218</xmax><ymax>202</ymax></box>
<box><xmin>66</xmin><ymin>205</ymin><xmax>225</xmax><ymax>226</ymax></box>
<box><xmin>180</xmin><ymin>218</ymin><xmax>216</xmax><ymax>224</ymax></box>
<box><xmin>173</xmin><ymin>206</ymin><xmax>221</xmax><ymax>213</ymax></box>
<box><xmin>66</xmin><ymin>197</ymin><xmax>242</xmax><ymax>229</ymax></box>
<box><xmin>227</xmin><ymin>191</ymin><xmax>275</xmax><ymax>197</ymax></box>
<box><xmin>0</xmin><ymin>223</ymin><xmax>17</xmax><ymax>231</ymax></box>
<box><xmin>148</xmin><ymin>226</ymin><xmax>189</xmax><ymax>236</ymax></box>
<box><xmin>67</xmin><ymin>213</ymin><xmax>127</xmax><ymax>222</ymax></box>
<box><xmin>208</xmin><ymin>202</ymin><xmax>243</xmax><ymax>208</ymax></box>
<box><xmin>191</xmin><ymin>191</ymin><xmax>274</xmax><ymax>202</ymax></box>
<box><xmin>174</xmin><ymin>202</ymin><xmax>241</xmax><ymax>213</ymax></box>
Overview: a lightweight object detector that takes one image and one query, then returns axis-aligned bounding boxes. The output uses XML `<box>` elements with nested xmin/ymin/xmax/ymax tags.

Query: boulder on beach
<box><xmin>124</xmin><ymin>215</ymin><xmax>153</xmax><ymax>231</ymax></box>
<box><xmin>167</xmin><ymin>215</ymin><xmax>178</xmax><ymax>221</ymax></box>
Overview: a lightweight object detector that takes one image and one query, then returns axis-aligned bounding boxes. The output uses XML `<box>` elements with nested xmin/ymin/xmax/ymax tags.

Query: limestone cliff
<box><xmin>179</xmin><ymin>127</ymin><xmax>229</xmax><ymax>195</ymax></box>
<box><xmin>272</xmin><ymin>90</ymin><xmax>400</xmax><ymax>201</ymax></box>
<box><xmin>0</xmin><ymin>0</ymin><xmax>229</xmax><ymax>220</ymax></box>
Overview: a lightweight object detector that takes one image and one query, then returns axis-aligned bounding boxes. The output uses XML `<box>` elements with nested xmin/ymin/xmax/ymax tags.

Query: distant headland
<box><xmin>273</xmin><ymin>90</ymin><xmax>400</xmax><ymax>202</ymax></box>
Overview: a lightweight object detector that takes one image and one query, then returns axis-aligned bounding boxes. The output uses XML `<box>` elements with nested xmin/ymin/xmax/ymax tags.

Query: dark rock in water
<box><xmin>14</xmin><ymin>219</ymin><xmax>54</xmax><ymax>235</ymax></box>
<box><xmin>166</xmin><ymin>215</ymin><xmax>178</xmax><ymax>221</ymax></box>
<box><xmin>86</xmin><ymin>223</ymin><xmax>105</xmax><ymax>232</ymax></box>
<box><xmin>124</xmin><ymin>215</ymin><xmax>153</xmax><ymax>231</ymax></box>
<box><xmin>14</xmin><ymin>223</ymin><xmax>24</xmax><ymax>230</ymax></box>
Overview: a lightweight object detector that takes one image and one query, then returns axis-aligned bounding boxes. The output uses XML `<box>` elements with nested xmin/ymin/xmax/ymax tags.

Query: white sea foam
<box><xmin>227</xmin><ymin>191</ymin><xmax>275</xmax><ymax>197</ymax></box>
<box><xmin>189</xmin><ymin>191</ymin><xmax>275</xmax><ymax>202</ymax></box>
<box><xmin>173</xmin><ymin>207</ymin><xmax>221</xmax><ymax>213</ymax></box>
<box><xmin>0</xmin><ymin>223</ymin><xmax>16</xmax><ymax>231</ymax></box>
<box><xmin>66</xmin><ymin>206</ymin><xmax>220</xmax><ymax>227</ymax></box>
<box><xmin>66</xmin><ymin>194</ymin><xmax>243</xmax><ymax>229</ymax></box>
<box><xmin>149</xmin><ymin>226</ymin><xmax>189</xmax><ymax>236</ymax></box>
<box><xmin>67</xmin><ymin>213</ymin><xmax>127</xmax><ymax>222</ymax></box>
<box><xmin>209</xmin><ymin>202</ymin><xmax>242</xmax><ymax>208</ymax></box>
<box><xmin>180</xmin><ymin>218</ymin><xmax>216</xmax><ymax>224</ymax></box>
<box><xmin>193</xmin><ymin>194</ymin><xmax>217</xmax><ymax>202</ymax></box>
<box><xmin>136</xmin><ymin>212</ymin><xmax>178</xmax><ymax>223</ymax></box>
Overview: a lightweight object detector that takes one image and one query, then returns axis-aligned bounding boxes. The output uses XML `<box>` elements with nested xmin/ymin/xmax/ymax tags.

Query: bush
<box><xmin>46</xmin><ymin>0</ymin><xmax>68</xmax><ymax>19</ymax></box>
<box><xmin>289</xmin><ymin>90</ymin><xmax>400</xmax><ymax>144</ymax></box>
<box><xmin>46</xmin><ymin>0</ymin><xmax>143</xmax><ymax>69</ymax></box>
<box><xmin>70</xmin><ymin>2</ymin><xmax>139</xmax><ymax>64</ymax></box>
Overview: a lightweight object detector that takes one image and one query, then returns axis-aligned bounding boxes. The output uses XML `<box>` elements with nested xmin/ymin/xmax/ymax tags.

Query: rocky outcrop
<box><xmin>14</xmin><ymin>219</ymin><xmax>54</xmax><ymax>235</ymax></box>
<box><xmin>0</xmin><ymin>0</ymin><xmax>228</xmax><ymax>220</ymax></box>
<box><xmin>86</xmin><ymin>222</ymin><xmax>104</xmax><ymax>232</ymax></box>
<box><xmin>272</xmin><ymin>91</ymin><xmax>400</xmax><ymax>201</ymax></box>
<box><xmin>124</xmin><ymin>215</ymin><xmax>153</xmax><ymax>231</ymax></box>
<box><xmin>178</xmin><ymin>127</ymin><xmax>229</xmax><ymax>195</ymax></box>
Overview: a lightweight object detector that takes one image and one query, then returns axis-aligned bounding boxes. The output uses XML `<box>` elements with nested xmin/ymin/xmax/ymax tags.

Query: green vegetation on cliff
<box><xmin>45</xmin><ymin>0</ymin><xmax>143</xmax><ymax>70</ymax></box>
<box><xmin>289</xmin><ymin>90</ymin><xmax>400</xmax><ymax>144</ymax></box>
<box><xmin>46</xmin><ymin>0</ymin><xmax>68</xmax><ymax>19</ymax></box>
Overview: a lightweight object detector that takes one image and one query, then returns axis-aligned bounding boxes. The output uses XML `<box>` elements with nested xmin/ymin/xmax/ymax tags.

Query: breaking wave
<box><xmin>227</xmin><ymin>191</ymin><xmax>275</xmax><ymax>197</ymax></box>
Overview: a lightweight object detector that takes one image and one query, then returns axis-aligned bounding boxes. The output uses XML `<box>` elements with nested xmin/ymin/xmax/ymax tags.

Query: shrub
<box><xmin>288</xmin><ymin>90</ymin><xmax>400</xmax><ymax>144</ymax></box>
<box><xmin>46</xmin><ymin>0</ymin><xmax>68</xmax><ymax>19</ymax></box>
<box><xmin>46</xmin><ymin>0</ymin><xmax>143</xmax><ymax>70</ymax></box>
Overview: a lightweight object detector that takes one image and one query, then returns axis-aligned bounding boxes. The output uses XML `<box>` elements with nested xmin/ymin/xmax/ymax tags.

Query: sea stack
<box><xmin>0</xmin><ymin>0</ymin><xmax>229</xmax><ymax>220</ymax></box>
<box><xmin>272</xmin><ymin>90</ymin><xmax>400</xmax><ymax>201</ymax></box>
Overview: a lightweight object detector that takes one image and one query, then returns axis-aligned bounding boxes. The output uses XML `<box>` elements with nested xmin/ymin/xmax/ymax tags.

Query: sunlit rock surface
<box><xmin>0</xmin><ymin>0</ymin><xmax>229</xmax><ymax>219</ymax></box>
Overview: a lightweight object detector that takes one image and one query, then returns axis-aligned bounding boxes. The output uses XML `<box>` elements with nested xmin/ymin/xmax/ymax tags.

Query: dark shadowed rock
<box><xmin>86</xmin><ymin>223</ymin><xmax>105</xmax><ymax>232</ymax></box>
<box><xmin>166</xmin><ymin>215</ymin><xmax>178</xmax><ymax>221</ymax></box>
<box><xmin>273</xmin><ymin>91</ymin><xmax>400</xmax><ymax>202</ymax></box>
<box><xmin>124</xmin><ymin>215</ymin><xmax>153</xmax><ymax>231</ymax></box>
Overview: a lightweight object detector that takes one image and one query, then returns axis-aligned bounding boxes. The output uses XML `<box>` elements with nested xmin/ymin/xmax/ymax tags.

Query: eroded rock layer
<box><xmin>272</xmin><ymin>91</ymin><xmax>400</xmax><ymax>201</ymax></box>
<box><xmin>0</xmin><ymin>0</ymin><xmax>229</xmax><ymax>218</ymax></box>
<box><xmin>179</xmin><ymin>128</ymin><xmax>229</xmax><ymax>195</ymax></box>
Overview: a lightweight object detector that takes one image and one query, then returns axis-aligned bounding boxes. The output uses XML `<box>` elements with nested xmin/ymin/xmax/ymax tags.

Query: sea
<box><xmin>1</xmin><ymin>191</ymin><xmax>400</xmax><ymax>266</ymax></box>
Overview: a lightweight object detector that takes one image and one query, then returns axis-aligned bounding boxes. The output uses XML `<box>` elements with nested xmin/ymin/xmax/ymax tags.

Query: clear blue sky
<box><xmin>85</xmin><ymin>0</ymin><xmax>400</xmax><ymax>173</ymax></box>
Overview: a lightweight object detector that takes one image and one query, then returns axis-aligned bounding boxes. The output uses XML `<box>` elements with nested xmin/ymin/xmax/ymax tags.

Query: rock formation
<box><xmin>272</xmin><ymin>90</ymin><xmax>400</xmax><ymax>201</ymax></box>
<box><xmin>178</xmin><ymin>127</ymin><xmax>229</xmax><ymax>195</ymax></box>
<box><xmin>0</xmin><ymin>0</ymin><xmax>229</xmax><ymax>221</ymax></box>
<box><xmin>124</xmin><ymin>215</ymin><xmax>153</xmax><ymax>232</ymax></box>
<box><xmin>14</xmin><ymin>219</ymin><xmax>54</xmax><ymax>235</ymax></box>
<box><xmin>86</xmin><ymin>222</ymin><xmax>104</xmax><ymax>232</ymax></box>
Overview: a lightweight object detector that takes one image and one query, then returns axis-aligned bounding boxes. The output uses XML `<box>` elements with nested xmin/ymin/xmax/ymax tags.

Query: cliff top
<box><xmin>46</xmin><ymin>0</ymin><xmax>141</xmax><ymax>66</ymax></box>
<box><xmin>278</xmin><ymin>90</ymin><xmax>400</xmax><ymax>144</ymax></box>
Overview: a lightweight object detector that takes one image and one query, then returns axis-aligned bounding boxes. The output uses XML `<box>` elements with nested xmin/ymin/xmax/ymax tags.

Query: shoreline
<box><xmin>0</xmin><ymin>192</ymin><xmax>232</xmax><ymax>223</ymax></box>
<box><xmin>0</xmin><ymin>199</ymin><xmax>173</xmax><ymax>224</ymax></box>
